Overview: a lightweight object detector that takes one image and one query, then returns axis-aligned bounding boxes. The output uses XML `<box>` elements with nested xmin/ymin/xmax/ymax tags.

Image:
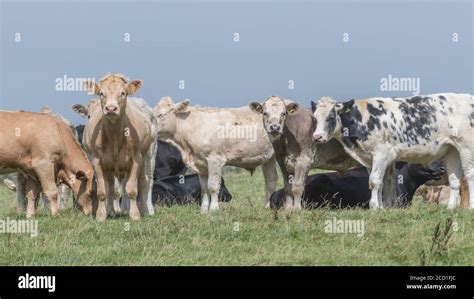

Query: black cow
<box><xmin>152</xmin><ymin>173</ymin><xmax>232</xmax><ymax>206</ymax></box>
<box><xmin>270</xmin><ymin>161</ymin><xmax>445</xmax><ymax>209</ymax></box>
<box><xmin>154</xmin><ymin>140</ymin><xmax>187</xmax><ymax>179</ymax></box>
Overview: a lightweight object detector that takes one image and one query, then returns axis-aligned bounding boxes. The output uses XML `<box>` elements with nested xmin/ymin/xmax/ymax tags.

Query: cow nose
<box><xmin>313</xmin><ymin>134</ymin><xmax>323</xmax><ymax>142</ymax></box>
<box><xmin>105</xmin><ymin>105</ymin><xmax>118</xmax><ymax>113</ymax></box>
<box><xmin>270</xmin><ymin>124</ymin><xmax>281</xmax><ymax>131</ymax></box>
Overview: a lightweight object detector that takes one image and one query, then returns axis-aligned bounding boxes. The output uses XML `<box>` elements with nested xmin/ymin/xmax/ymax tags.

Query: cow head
<box><xmin>83</xmin><ymin>74</ymin><xmax>142</xmax><ymax>120</ymax></box>
<box><xmin>408</xmin><ymin>160</ymin><xmax>446</xmax><ymax>183</ymax></box>
<box><xmin>249</xmin><ymin>96</ymin><xmax>299</xmax><ymax>141</ymax></box>
<box><xmin>311</xmin><ymin>97</ymin><xmax>353</xmax><ymax>143</ymax></box>
<box><xmin>62</xmin><ymin>168</ymin><xmax>95</xmax><ymax>216</ymax></box>
<box><xmin>153</xmin><ymin>97</ymin><xmax>190</xmax><ymax>139</ymax></box>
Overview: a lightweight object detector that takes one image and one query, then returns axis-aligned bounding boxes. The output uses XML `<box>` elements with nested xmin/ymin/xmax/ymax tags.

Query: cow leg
<box><xmin>25</xmin><ymin>178</ymin><xmax>41</xmax><ymax>218</ymax></box>
<box><xmin>261</xmin><ymin>157</ymin><xmax>278</xmax><ymax>208</ymax></box>
<box><xmin>281</xmin><ymin>170</ymin><xmax>294</xmax><ymax>210</ymax></box>
<box><xmin>92</xmin><ymin>158</ymin><xmax>108</xmax><ymax>221</ymax></box>
<box><xmin>208</xmin><ymin>160</ymin><xmax>225</xmax><ymax>212</ymax></box>
<box><xmin>382</xmin><ymin>162</ymin><xmax>397</xmax><ymax>208</ymax></box>
<box><xmin>198</xmin><ymin>173</ymin><xmax>210</xmax><ymax>213</ymax></box>
<box><xmin>35</xmin><ymin>166</ymin><xmax>60</xmax><ymax>217</ymax></box>
<box><xmin>138</xmin><ymin>169</ymin><xmax>152</xmax><ymax>216</ymax></box>
<box><xmin>457</xmin><ymin>148</ymin><xmax>474</xmax><ymax>209</ymax></box>
<box><xmin>15</xmin><ymin>173</ymin><xmax>27</xmax><ymax>211</ymax></box>
<box><xmin>119</xmin><ymin>179</ymin><xmax>129</xmax><ymax>214</ymax></box>
<box><xmin>125</xmin><ymin>158</ymin><xmax>142</xmax><ymax>221</ymax></box>
<box><xmin>444</xmin><ymin>149</ymin><xmax>462</xmax><ymax>209</ymax></box>
<box><xmin>57</xmin><ymin>184</ymin><xmax>70</xmax><ymax>210</ymax></box>
<box><xmin>369</xmin><ymin>154</ymin><xmax>395</xmax><ymax>210</ymax></box>
<box><xmin>145</xmin><ymin>140</ymin><xmax>157</xmax><ymax>215</ymax></box>
<box><xmin>105</xmin><ymin>174</ymin><xmax>117</xmax><ymax>218</ymax></box>
<box><xmin>113</xmin><ymin>180</ymin><xmax>123</xmax><ymax>215</ymax></box>
<box><xmin>138</xmin><ymin>147</ymin><xmax>156</xmax><ymax>216</ymax></box>
<box><xmin>292</xmin><ymin>159</ymin><xmax>310</xmax><ymax>210</ymax></box>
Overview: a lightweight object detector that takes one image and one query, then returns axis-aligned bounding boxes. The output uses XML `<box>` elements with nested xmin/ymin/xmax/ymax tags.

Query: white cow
<box><xmin>153</xmin><ymin>97</ymin><xmax>277</xmax><ymax>213</ymax></box>
<box><xmin>311</xmin><ymin>93</ymin><xmax>474</xmax><ymax>210</ymax></box>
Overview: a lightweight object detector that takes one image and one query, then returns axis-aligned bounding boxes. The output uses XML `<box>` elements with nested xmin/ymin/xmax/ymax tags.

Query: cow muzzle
<box><xmin>104</xmin><ymin>105</ymin><xmax>120</xmax><ymax>117</ymax></box>
<box><xmin>312</xmin><ymin>133</ymin><xmax>327</xmax><ymax>143</ymax></box>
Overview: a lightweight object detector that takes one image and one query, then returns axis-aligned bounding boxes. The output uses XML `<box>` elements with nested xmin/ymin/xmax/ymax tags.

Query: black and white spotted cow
<box><xmin>311</xmin><ymin>93</ymin><xmax>474</xmax><ymax>210</ymax></box>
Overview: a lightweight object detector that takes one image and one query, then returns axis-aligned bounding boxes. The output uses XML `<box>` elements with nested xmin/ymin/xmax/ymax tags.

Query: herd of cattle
<box><xmin>0</xmin><ymin>73</ymin><xmax>472</xmax><ymax>221</ymax></box>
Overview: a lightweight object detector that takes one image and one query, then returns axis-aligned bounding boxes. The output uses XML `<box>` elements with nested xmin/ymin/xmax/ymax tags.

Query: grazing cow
<box><xmin>73</xmin><ymin>73</ymin><xmax>157</xmax><ymax>221</ymax></box>
<box><xmin>270</xmin><ymin>161</ymin><xmax>445</xmax><ymax>209</ymax></box>
<box><xmin>153</xmin><ymin>97</ymin><xmax>277</xmax><ymax>213</ymax></box>
<box><xmin>9</xmin><ymin>108</ymin><xmax>80</xmax><ymax>211</ymax></box>
<box><xmin>311</xmin><ymin>94</ymin><xmax>474</xmax><ymax>209</ymax></box>
<box><xmin>152</xmin><ymin>173</ymin><xmax>231</xmax><ymax>206</ymax></box>
<box><xmin>0</xmin><ymin>111</ymin><xmax>94</xmax><ymax>218</ymax></box>
<box><xmin>249</xmin><ymin>96</ymin><xmax>359</xmax><ymax>210</ymax></box>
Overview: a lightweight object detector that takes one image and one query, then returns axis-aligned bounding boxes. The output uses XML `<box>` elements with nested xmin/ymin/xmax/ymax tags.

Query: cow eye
<box><xmin>121</xmin><ymin>91</ymin><xmax>126</xmax><ymax>97</ymax></box>
<box><xmin>263</xmin><ymin>112</ymin><xmax>269</xmax><ymax>117</ymax></box>
<box><xmin>281</xmin><ymin>112</ymin><xmax>287</xmax><ymax>117</ymax></box>
<box><xmin>99</xmin><ymin>92</ymin><xmax>105</xmax><ymax>98</ymax></box>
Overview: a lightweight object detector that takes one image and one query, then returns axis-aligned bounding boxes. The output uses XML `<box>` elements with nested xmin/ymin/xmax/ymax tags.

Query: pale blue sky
<box><xmin>1</xmin><ymin>0</ymin><xmax>472</xmax><ymax>124</ymax></box>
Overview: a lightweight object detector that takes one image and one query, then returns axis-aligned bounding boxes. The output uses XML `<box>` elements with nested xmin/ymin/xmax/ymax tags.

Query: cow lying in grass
<box><xmin>152</xmin><ymin>173</ymin><xmax>232</xmax><ymax>206</ymax></box>
<box><xmin>270</xmin><ymin>161</ymin><xmax>445</xmax><ymax>209</ymax></box>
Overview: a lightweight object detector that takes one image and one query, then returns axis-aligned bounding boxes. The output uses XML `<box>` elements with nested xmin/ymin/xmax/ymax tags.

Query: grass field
<box><xmin>0</xmin><ymin>169</ymin><xmax>473</xmax><ymax>266</ymax></box>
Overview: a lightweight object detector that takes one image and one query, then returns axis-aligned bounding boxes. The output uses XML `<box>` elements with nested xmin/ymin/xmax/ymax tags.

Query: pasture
<box><xmin>0</xmin><ymin>169</ymin><xmax>472</xmax><ymax>266</ymax></box>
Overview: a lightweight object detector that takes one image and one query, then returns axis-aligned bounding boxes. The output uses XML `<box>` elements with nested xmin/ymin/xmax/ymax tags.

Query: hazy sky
<box><xmin>1</xmin><ymin>0</ymin><xmax>472</xmax><ymax>124</ymax></box>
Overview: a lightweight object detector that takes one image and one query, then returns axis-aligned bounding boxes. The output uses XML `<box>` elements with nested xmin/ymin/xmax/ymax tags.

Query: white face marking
<box><xmin>312</xmin><ymin>100</ymin><xmax>338</xmax><ymax>142</ymax></box>
<box><xmin>261</xmin><ymin>97</ymin><xmax>288</xmax><ymax>138</ymax></box>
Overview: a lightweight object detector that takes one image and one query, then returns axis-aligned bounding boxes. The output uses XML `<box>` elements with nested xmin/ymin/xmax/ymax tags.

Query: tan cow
<box><xmin>153</xmin><ymin>97</ymin><xmax>277</xmax><ymax>213</ymax></box>
<box><xmin>417</xmin><ymin>177</ymin><xmax>469</xmax><ymax>207</ymax></box>
<box><xmin>75</xmin><ymin>73</ymin><xmax>157</xmax><ymax>221</ymax></box>
<box><xmin>0</xmin><ymin>111</ymin><xmax>94</xmax><ymax>218</ymax></box>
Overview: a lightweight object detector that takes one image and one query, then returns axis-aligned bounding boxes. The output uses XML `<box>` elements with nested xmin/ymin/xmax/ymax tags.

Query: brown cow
<box><xmin>0</xmin><ymin>111</ymin><xmax>94</xmax><ymax>218</ymax></box>
<box><xmin>75</xmin><ymin>73</ymin><xmax>157</xmax><ymax>221</ymax></box>
<box><xmin>249</xmin><ymin>96</ymin><xmax>360</xmax><ymax>210</ymax></box>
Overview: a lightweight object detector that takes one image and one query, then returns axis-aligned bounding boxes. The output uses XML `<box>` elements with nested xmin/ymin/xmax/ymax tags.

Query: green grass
<box><xmin>0</xmin><ymin>170</ymin><xmax>473</xmax><ymax>266</ymax></box>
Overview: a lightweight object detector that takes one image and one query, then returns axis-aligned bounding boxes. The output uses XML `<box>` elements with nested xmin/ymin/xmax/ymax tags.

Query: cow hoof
<box><xmin>51</xmin><ymin>210</ymin><xmax>60</xmax><ymax>218</ymax></box>
<box><xmin>96</xmin><ymin>210</ymin><xmax>107</xmax><ymax>222</ymax></box>
<box><xmin>209</xmin><ymin>205</ymin><xmax>219</xmax><ymax>212</ymax></box>
<box><xmin>26</xmin><ymin>213</ymin><xmax>35</xmax><ymax>219</ymax></box>
<box><xmin>130</xmin><ymin>213</ymin><xmax>141</xmax><ymax>221</ymax></box>
<box><xmin>265</xmin><ymin>201</ymin><xmax>270</xmax><ymax>209</ymax></box>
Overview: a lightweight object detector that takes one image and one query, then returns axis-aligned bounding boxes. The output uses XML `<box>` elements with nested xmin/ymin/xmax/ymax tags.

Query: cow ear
<box><xmin>72</xmin><ymin>104</ymin><xmax>89</xmax><ymax>118</ymax></box>
<box><xmin>84</xmin><ymin>81</ymin><xmax>99</xmax><ymax>95</ymax></box>
<box><xmin>126</xmin><ymin>80</ymin><xmax>143</xmax><ymax>95</ymax></box>
<box><xmin>174</xmin><ymin>99</ymin><xmax>190</xmax><ymax>113</ymax></box>
<box><xmin>76</xmin><ymin>171</ymin><xmax>87</xmax><ymax>182</ymax></box>
<box><xmin>286</xmin><ymin>102</ymin><xmax>299</xmax><ymax>114</ymax></box>
<box><xmin>311</xmin><ymin>101</ymin><xmax>317</xmax><ymax>113</ymax></box>
<box><xmin>342</xmin><ymin>99</ymin><xmax>355</xmax><ymax>112</ymax></box>
<box><xmin>249</xmin><ymin>102</ymin><xmax>263</xmax><ymax>114</ymax></box>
